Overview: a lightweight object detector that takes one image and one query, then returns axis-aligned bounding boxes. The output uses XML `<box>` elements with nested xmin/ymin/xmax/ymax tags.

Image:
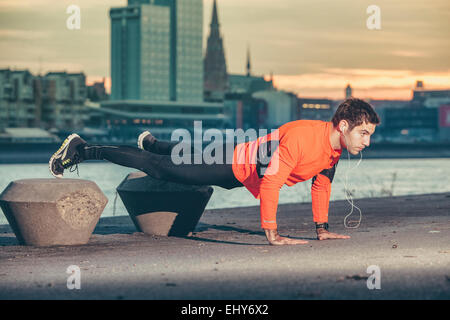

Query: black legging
<box><xmin>81</xmin><ymin>139</ymin><xmax>244</xmax><ymax>190</ymax></box>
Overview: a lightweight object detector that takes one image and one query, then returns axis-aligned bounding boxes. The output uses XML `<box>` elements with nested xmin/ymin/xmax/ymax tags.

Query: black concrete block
<box><xmin>116</xmin><ymin>172</ymin><xmax>213</xmax><ymax>236</ymax></box>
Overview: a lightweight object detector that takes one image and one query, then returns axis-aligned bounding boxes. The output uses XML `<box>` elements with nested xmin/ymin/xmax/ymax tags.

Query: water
<box><xmin>0</xmin><ymin>158</ymin><xmax>449</xmax><ymax>225</ymax></box>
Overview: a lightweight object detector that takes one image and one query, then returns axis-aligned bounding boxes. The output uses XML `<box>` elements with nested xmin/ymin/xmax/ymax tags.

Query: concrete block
<box><xmin>0</xmin><ymin>179</ymin><xmax>108</xmax><ymax>246</ymax></box>
<box><xmin>117</xmin><ymin>172</ymin><xmax>213</xmax><ymax>236</ymax></box>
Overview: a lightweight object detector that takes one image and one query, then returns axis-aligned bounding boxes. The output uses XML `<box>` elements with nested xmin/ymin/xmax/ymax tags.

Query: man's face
<box><xmin>340</xmin><ymin>121</ymin><xmax>377</xmax><ymax>155</ymax></box>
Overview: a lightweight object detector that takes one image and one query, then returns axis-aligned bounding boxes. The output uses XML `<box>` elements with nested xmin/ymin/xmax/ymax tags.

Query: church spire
<box><xmin>211</xmin><ymin>0</ymin><xmax>219</xmax><ymax>27</ymax></box>
<box><xmin>203</xmin><ymin>0</ymin><xmax>228</xmax><ymax>101</ymax></box>
<box><xmin>246</xmin><ymin>44</ymin><xmax>251</xmax><ymax>77</ymax></box>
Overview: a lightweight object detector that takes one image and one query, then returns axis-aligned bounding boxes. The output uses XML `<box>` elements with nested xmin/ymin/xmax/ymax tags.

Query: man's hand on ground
<box><xmin>316</xmin><ymin>228</ymin><xmax>351</xmax><ymax>241</ymax></box>
<box><xmin>264</xmin><ymin>229</ymin><xmax>308</xmax><ymax>245</ymax></box>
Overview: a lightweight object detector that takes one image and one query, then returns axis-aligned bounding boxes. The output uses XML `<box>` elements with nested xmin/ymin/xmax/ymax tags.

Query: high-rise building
<box><xmin>110</xmin><ymin>0</ymin><xmax>203</xmax><ymax>102</ymax></box>
<box><xmin>203</xmin><ymin>0</ymin><xmax>228</xmax><ymax>102</ymax></box>
<box><xmin>40</xmin><ymin>72</ymin><xmax>87</xmax><ymax>129</ymax></box>
<box><xmin>0</xmin><ymin>69</ymin><xmax>36</xmax><ymax>129</ymax></box>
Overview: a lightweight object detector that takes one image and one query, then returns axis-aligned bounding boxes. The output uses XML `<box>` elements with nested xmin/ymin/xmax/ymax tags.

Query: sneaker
<box><xmin>137</xmin><ymin>130</ymin><xmax>156</xmax><ymax>151</ymax></box>
<box><xmin>49</xmin><ymin>134</ymin><xmax>86</xmax><ymax>178</ymax></box>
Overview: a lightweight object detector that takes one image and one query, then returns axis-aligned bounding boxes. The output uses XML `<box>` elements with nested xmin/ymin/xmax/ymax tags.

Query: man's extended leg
<box><xmin>138</xmin><ymin>131</ymin><xmax>200</xmax><ymax>156</ymax></box>
<box><xmin>83</xmin><ymin>144</ymin><xmax>242</xmax><ymax>189</ymax></box>
<box><xmin>49</xmin><ymin>134</ymin><xmax>243</xmax><ymax>190</ymax></box>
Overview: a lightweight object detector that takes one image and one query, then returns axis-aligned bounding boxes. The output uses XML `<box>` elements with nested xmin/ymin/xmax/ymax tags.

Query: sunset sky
<box><xmin>0</xmin><ymin>0</ymin><xmax>449</xmax><ymax>100</ymax></box>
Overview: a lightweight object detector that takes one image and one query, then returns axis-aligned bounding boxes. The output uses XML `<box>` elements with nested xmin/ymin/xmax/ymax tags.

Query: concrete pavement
<box><xmin>0</xmin><ymin>192</ymin><xmax>449</xmax><ymax>299</ymax></box>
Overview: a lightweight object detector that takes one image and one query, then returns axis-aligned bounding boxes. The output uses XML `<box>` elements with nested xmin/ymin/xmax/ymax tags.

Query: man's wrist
<box><xmin>264</xmin><ymin>228</ymin><xmax>278</xmax><ymax>241</ymax></box>
<box><xmin>315</xmin><ymin>222</ymin><xmax>329</xmax><ymax>233</ymax></box>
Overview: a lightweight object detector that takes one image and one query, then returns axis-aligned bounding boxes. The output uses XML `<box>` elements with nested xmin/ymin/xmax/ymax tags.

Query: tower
<box><xmin>110</xmin><ymin>0</ymin><xmax>203</xmax><ymax>102</ymax></box>
<box><xmin>203</xmin><ymin>0</ymin><xmax>228</xmax><ymax>101</ymax></box>
<box><xmin>246</xmin><ymin>45</ymin><xmax>251</xmax><ymax>77</ymax></box>
<box><xmin>345</xmin><ymin>83</ymin><xmax>353</xmax><ymax>99</ymax></box>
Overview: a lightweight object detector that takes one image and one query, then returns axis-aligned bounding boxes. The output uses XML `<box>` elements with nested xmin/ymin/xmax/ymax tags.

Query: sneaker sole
<box><xmin>137</xmin><ymin>131</ymin><xmax>150</xmax><ymax>150</ymax></box>
<box><xmin>48</xmin><ymin>133</ymin><xmax>80</xmax><ymax>178</ymax></box>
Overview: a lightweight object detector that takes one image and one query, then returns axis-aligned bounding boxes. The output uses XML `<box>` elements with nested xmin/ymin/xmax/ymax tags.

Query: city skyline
<box><xmin>0</xmin><ymin>0</ymin><xmax>449</xmax><ymax>100</ymax></box>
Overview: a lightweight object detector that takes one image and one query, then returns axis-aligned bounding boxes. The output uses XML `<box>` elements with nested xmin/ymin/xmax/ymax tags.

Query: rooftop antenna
<box><xmin>246</xmin><ymin>43</ymin><xmax>251</xmax><ymax>77</ymax></box>
<box><xmin>38</xmin><ymin>56</ymin><xmax>43</xmax><ymax>76</ymax></box>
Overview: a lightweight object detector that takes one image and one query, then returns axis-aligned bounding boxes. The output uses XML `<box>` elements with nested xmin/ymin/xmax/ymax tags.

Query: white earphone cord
<box><xmin>342</xmin><ymin>131</ymin><xmax>363</xmax><ymax>229</ymax></box>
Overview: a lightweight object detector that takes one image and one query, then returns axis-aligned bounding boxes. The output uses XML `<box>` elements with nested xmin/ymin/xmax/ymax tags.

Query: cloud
<box><xmin>0</xmin><ymin>60</ymin><xmax>85</xmax><ymax>73</ymax></box>
<box><xmin>0</xmin><ymin>0</ymin><xmax>126</xmax><ymax>10</ymax></box>
<box><xmin>272</xmin><ymin>69</ymin><xmax>450</xmax><ymax>99</ymax></box>
<box><xmin>1</xmin><ymin>0</ymin><xmax>449</xmax><ymax>100</ymax></box>
<box><xmin>0</xmin><ymin>29</ymin><xmax>50</xmax><ymax>40</ymax></box>
<box><xmin>391</xmin><ymin>50</ymin><xmax>427</xmax><ymax>58</ymax></box>
<box><xmin>206</xmin><ymin>0</ymin><xmax>450</xmax><ymax>75</ymax></box>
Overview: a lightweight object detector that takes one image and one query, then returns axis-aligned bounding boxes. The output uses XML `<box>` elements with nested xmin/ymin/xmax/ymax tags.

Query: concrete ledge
<box><xmin>0</xmin><ymin>192</ymin><xmax>449</xmax><ymax>299</ymax></box>
<box><xmin>117</xmin><ymin>172</ymin><xmax>213</xmax><ymax>236</ymax></box>
<box><xmin>0</xmin><ymin>192</ymin><xmax>450</xmax><ymax>300</ymax></box>
<box><xmin>0</xmin><ymin>179</ymin><xmax>108</xmax><ymax>246</ymax></box>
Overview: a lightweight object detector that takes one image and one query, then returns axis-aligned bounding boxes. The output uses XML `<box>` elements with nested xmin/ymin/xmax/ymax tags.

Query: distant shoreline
<box><xmin>0</xmin><ymin>141</ymin><xmax>450</xmax><ymax>164</ymax></box>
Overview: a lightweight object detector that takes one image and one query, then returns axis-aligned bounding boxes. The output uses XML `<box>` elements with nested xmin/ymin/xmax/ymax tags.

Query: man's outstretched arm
<box><xmin>311</xmin><ymin>163</ymin><xmax>350</xmax><ymax>240</ymax></box>
<box><xmin>259</xmin><ymin>143</ymin><xmax>309</xmax><ymax>245</ymax></box>
<box><xmin>260</xmin><ymin>166</ymin><xmax>309</xmax><ymax>245</ymax></box>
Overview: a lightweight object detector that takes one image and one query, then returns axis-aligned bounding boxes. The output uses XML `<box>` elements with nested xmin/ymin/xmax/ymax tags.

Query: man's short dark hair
<box><xmin>332</xmin><ymin>98</ymin><xmax>380</xmax><ymax>131</ymax></box>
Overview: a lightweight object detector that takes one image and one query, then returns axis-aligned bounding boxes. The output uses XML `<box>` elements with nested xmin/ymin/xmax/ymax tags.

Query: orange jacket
<box><xmin>232</xmin><ymin>120</ymin><xmax>342</xmax><ymax>229</ymax></box>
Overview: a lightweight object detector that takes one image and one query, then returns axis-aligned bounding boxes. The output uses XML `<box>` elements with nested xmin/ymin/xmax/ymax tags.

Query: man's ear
<box><xmin>339</xmin><ymin>120</ymin><xmax>348</xmax><ymax>133</ymax></box>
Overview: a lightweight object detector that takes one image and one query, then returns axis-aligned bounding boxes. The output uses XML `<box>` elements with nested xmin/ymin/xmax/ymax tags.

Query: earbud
<box><xmin>339</xmin><ymin>123</ymin><xmax>363</xmax><ymax>229</ymax></box>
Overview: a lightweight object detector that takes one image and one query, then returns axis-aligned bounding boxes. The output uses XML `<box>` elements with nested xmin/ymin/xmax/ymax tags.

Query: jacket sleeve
<box><xmin>259</xmin><ymin>142</ymin><xmax>298</xmax><ymax>230</ymax></box>
<box><xmin>311</xmin><ymin>162</ymin><xmax>338</xmax><ymax>223</ymax></box>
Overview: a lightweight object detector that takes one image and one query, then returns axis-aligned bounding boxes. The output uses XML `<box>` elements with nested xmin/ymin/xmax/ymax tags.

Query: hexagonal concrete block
<box><xmin>117</xmin><ymin>172</ymin><xmax>213</xmax><ymax>237</ymax></box>
<box><xmin>0</xmin><ymin>179</ymin><xmax>108</xmax><ymax>246</ymax></box>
